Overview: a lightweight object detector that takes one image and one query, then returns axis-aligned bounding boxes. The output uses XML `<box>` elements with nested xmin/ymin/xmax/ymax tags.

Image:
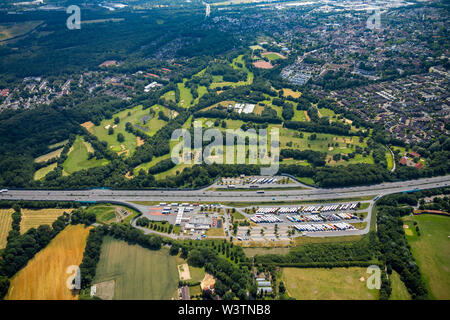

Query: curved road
<box><xmin>0</xmin><ymin>175</ymin><xmax>449</xmax><ymax>203</ymax></box>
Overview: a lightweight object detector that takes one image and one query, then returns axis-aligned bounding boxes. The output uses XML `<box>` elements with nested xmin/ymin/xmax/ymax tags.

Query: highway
<box><xmin>0</xmin><ymin>175</ymin><xmax>449</xmax><ymax>203</ymax></box>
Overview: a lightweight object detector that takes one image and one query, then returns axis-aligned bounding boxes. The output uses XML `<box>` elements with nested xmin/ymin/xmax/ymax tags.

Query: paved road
<box><xmin>1</xmin><ymin>175</ymin><xmax>449</xmax><ymax>203</ymax></box>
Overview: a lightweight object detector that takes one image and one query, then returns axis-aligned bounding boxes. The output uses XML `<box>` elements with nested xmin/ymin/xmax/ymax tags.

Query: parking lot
<box><xmin>233</xmin><ymin>201</ymin><xmax>370</xmax><ymax>241</ymax></box>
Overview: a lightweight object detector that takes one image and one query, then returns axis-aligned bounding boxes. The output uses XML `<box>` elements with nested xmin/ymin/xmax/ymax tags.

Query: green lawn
<box><xmin>90</xmin><ymin>105</ymin><xmax>170</xmax><ymax>156</ymax></box>
<box><xmin>282</xmin><ymin>267</ymin><xmax>379</xmax><ymax>300</ymax></box>
<box><xmin>262</xmin><ymin>52</ymin><xmax>284</xmax><ymax>61</ymax></box>
<box><xmin>178</xmin><ymin>80</ymin><xmax>193</xmax><ymax>108</ymax></box>
<box><xmin>62</xmin><ymin>136</ymin><xmax>109</xmax><ymax>175</ymax></box>
<box><xmin>403</xmin><ymin>214</ymin><xmax>450</xmax><ymax>299</ymax></box>
<box><xmin>94</xmin><ymin>237</ymin><xmax>179</xmax><ymax>300</ymax></box>
<box><xmin>389</xmin><ymin>270</ymin><xmax>411</xmax><ymax>300</ymax></box>
<box><xmin>85</xmin><ymin>205</ymin><xmax>118</xmax><ymax>224</ymax></box>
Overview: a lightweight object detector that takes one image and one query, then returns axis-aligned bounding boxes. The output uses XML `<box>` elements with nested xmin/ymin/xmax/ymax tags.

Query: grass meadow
<box><xmin>403</xmin><ymin>214</ymin><xmax>450</xmax><ymax>299</ymax></box>
<box><xmin>93</xmin><ymin>237</ymin><xmax>179</xmax><ymax>300</ymax></box>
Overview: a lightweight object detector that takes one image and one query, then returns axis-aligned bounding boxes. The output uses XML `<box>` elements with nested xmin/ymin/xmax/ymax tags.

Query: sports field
<box><xmin>0</xmin><ymin>209</ymin><xmax>13</xmax><ymax>249</ymax></box>
<box><xmin>63</xmin><ymin>136</ymin><xmax>109</xmax><ymax>175</ymax></box>
<box><xmin>20</xmin><ymin>208</ymin><xmax>73</xmax><ymax>234</ymax></box>
<box><xmin>93</xmin><ymin>237</ymin><xmax>179</xmax><ymax>300</ymax></box>
<box><xmin>403</xmin><ymin>214</ymin><xmax>450</xmax><ymax>299</ymax></box>
<box><xmin>5</xmin><ymin>225</ymin><xmax>91</xmax><ymax>300</ymax></box>
<box><xmin>282</xmin><ymin>267</ymin><xmax>379</xmax><ymax>300</ymax></box>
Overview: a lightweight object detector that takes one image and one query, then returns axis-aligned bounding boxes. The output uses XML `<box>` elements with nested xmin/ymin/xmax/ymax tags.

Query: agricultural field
<box><xmin>0</xmin><ymin>209</ymin><xmax>13</xmax><ymax>249</ymax></box>
<box><xmin>282</xmin><ymin>267</ymin><xmax>379</xmax><ymax>300</ymax></box>
<box><xmin>33</xmin><ymin>163</ymin><xmax>57</xmax><ymax>180</ymax></box>
<box><xmin>93</xmin><ymin>237</ymin><xmax>179</xmax><ymax>300</ymax></box>
<box><xmin>63</xmin><ymin>136</ymin><xmax>109</xmax><ymax>175</ymax></box>
<box><xmin>0</xmin><ymin>21</ymin><xmax>43</xmax><ymax>41</ymax></box>
<box><xmin>34</xmin><ymin>148</ymin><xmax>64</xmax><ymax>163</ymax></box>
<box><xmin>20</xmin><ymin>208</ymin><xmax>73</xmax><ymax>234</ymax></box>
<box><xmin>403</xmin><ymin>214</ymin><xmax>450</xmax><ymax>299</ymax></box>
<box><xmin>5</xmin><ymin>225</ymin><xmax>91</xmax><ymax>300</ymax></box>
<box><xmin>389</xmin><ymin>270</ymin><xmax>411</xmax><ymax>300</ymax></box>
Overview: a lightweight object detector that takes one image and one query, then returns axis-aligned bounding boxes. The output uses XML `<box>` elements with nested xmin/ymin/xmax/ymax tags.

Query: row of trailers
<box><xmin>256</xmin><ymin>202</ymin><xmax>360</xmax><ymax>215</ymax></box>
<box><xmin>294</xmin><ymin>222</ymin><xmax>356</xmax><ymax>233</ymax></box>
<box><xmin>286</xmin><ymin>212</ymin><xmax>358</xmax><ymax>223</ymax></box>
<box><xmin>250</xmin><ymin>214</ymin><xmax>282</xmax><ymax>223</ymax></box>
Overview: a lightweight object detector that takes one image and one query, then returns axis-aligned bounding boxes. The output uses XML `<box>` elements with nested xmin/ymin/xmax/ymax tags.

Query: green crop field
<box><xmin>282</xmin><ymin>267</ymin><xmax>379</xmax><ymax>300</ymax></box>
<box><xmin>389</xmin><ymin>270</ymin><xmax>411</xmax><ymax>300</ymax></box>
<box><xmin>63</xmin><ymin>136</ymin><xmax>109</xmax><ymax>175</ymax></box>
<box><xmin>403</xmin><ymin>214</ymin><xmax>450</xmax><ymax>299</ymax></box>
<box><xmin>94</xmin><ymin>237</ymin><xmax>179</xmax><ymax>300</ymax></box>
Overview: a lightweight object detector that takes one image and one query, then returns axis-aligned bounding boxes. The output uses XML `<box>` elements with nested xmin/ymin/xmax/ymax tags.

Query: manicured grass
<box><xmin>403</xmin><ymin>214</ymin><xmax>450</xmax><ymax>299</ymax></box>
<box><xmin>386</xmin><ymin>149</ymin><xmax>394</xmax><ymax>171</ymax></box>
<box><xmin>90</xmin><ymin>105</ymin><xmax>169</xmax><ymax>156</ymax></box>
<box><xmin>178</xmin><ymin>80</ymin><xmax>193</xmax><ymax>108</ymax></box>
<box><xmin>5</xmin><ymin>225</ymin><xmax>91</xmax><ymax>300</ymax></box>
<box><xmin>93</xmin><ymin>237</ymin><xmax>179</xmax><ymax>300</ymax></box>
<box><xmin>298</xmin><ymin>177</ymin><xmax>315</xmax><ymax>186</ymax></box>
<box><xmin>292</xmin><ymin>108</ymin><xmax>308</xmax><ymax>121</ymax></box>
<box><xmin>20</xmin><ymin>208</ymin><xmax>73</xmax><ymax>234</ymax></box>
<box><xmin>0</xmin><ymin>209</ymin><xmax>13</xmax><ymax>249</ymax></box>
<box><xmin>85</xmin><ymin>205</ymin><xmax>117</xmax><ymax>224</ymax></box>
<box><xmin>318</xmin><ymin>108</ymin><xmax>336</xmax><ymax>118</ymax></box>
<box><xmin>232</xmin><ymin>211</ymin><xmax>246</xmax><ymax>220</ymax></box>
<box><xmin>389</xmin><ymin>270</ymin><xmax>411</xmax><ymax>300</ymax></box>
<box><xmin>33</xmin><ymin>162</ymin><xmax>57</xmax><ymax>180</ymax></box>
<box><xmin>261</xmin><ymin>52</ymin><xmax>284</xmax><ymax>61</ymax></box>
<box><xmin>63</xmin><ymin>136</ymin><xmax>109</xmax><ymax>175</ymax></box>
<box><xmin>133</xmin><ymin>153</ymin><xmax>171</xmax><ymax>175</ymax></box>
<box><xmin>282</xmin><ymin>267</ymin><xmax>379</xmax><ymax>300</ymax></box>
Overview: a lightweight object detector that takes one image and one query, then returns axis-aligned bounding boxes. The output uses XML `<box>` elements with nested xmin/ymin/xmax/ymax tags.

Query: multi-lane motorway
<box><xmin>1</xmin><ymin>175</ymin><xmax>449</xmax><ymax>203</ymax></box>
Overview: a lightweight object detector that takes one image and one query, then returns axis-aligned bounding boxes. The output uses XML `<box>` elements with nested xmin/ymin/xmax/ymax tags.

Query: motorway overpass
<box><xmin>0</xmin><ymin>175</ymin><xmax>449</xmax><ymax>203</ymax></box>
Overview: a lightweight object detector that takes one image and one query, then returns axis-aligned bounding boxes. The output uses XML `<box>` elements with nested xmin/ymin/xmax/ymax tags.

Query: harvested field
<box><xmin>21</xmin><ymin>208</ymin><xmax>73</xmax><ymax>234</ymax></box>
<box><xmin>0</xmin><ymin>209</ymin><xmax>13</xmax><ymax>249</ymax></box>
<box><xmin>5</xmin><ymin>225</ymin><xmax>91</xmax><ymax>300</ymax></box>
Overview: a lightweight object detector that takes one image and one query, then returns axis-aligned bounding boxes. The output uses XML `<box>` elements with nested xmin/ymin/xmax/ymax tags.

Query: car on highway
<box><xmin>0</xmin><ymin>189</ymin><xmax>8</xmax><ymax>193</ymax></box>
